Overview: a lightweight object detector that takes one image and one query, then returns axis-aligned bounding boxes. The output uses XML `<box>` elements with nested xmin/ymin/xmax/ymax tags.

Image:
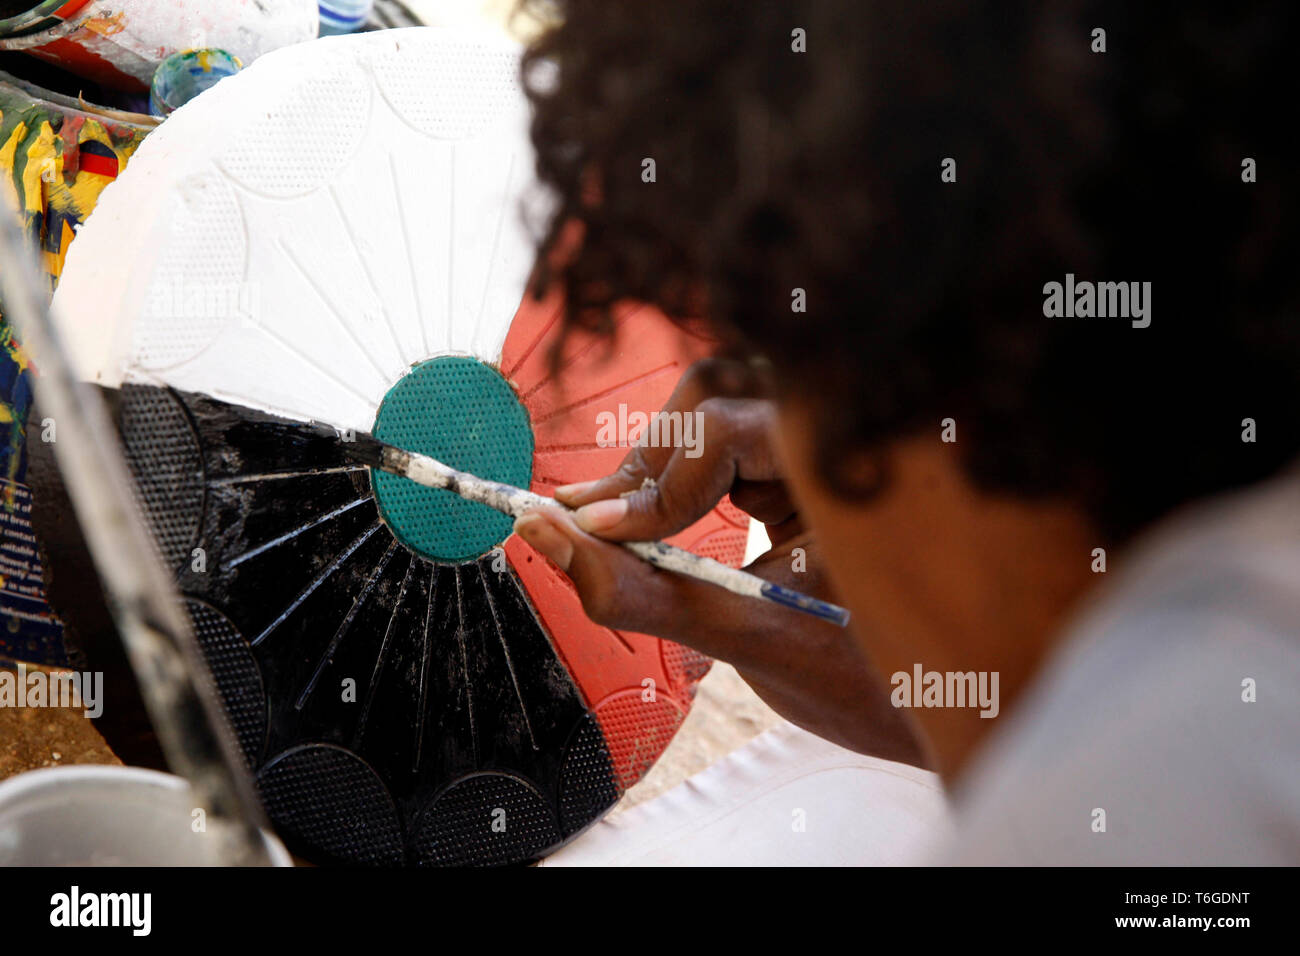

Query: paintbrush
<box><xmin>333</xmin><ymin>430</ymin><xmax>851</xmax><ymax>627</ymax></box>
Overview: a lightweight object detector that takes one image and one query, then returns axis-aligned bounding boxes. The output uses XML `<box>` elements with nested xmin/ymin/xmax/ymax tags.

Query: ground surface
<box><xmin>614</xmin><ymin>662</ymin><xmax>783</xmax><ymax>812</ymax></box>
<box><xmin>1</xmin><ymin>662</ymin><xmax>780</xmax><ymax>802</ymax></box>
<box><xmin>0</xmin><ymin>666</ymin><xmax>120</xmax><ymax>781</ymax></box>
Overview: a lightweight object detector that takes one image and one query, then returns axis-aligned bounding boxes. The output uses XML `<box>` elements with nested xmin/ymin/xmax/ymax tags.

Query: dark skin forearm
<box><xmin>515</xmin><ymin>360</ymin><xmax>930</xmax><ymax>771</ymax></box>
<box><xmin>662</xmin><ymin>541</ymin><xmax>929</xmax><ymax>768</ymax></box>
<box><xmin>516</xmin><ymin>504</ymin><xmax>929</xmax><ymax>769</ymax></box>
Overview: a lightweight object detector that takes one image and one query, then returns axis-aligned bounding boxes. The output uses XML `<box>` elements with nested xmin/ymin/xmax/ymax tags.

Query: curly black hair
<box><xmin>520</xmin><ymin>0</ymin><xmax>1300</xmax><ymax>541</ymax></box>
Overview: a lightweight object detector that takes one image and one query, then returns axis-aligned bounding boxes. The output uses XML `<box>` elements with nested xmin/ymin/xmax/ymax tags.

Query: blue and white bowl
<box><xmin>319</xmin><ymin>0</ymin><xmax>374</xmax><ymax>36</ymax></box>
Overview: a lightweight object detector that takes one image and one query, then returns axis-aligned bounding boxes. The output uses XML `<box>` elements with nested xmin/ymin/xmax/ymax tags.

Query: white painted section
<box><xmin>53</xmin><ymin>26</ymin><xmax>543</xmax><ymax>435</ymax></box>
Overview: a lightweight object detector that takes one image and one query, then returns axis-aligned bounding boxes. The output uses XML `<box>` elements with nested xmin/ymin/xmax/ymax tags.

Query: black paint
<box><xmin>31</xmin><ymin>384</ymin><xmax>619</xmax><ymax>866</ymax></box>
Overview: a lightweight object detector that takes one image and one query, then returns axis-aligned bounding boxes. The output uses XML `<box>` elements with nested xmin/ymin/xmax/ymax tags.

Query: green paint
<box><xmin>371</xmin><ymin>356</ymin><xmax>533</xmax><ymax>563</ymax></box>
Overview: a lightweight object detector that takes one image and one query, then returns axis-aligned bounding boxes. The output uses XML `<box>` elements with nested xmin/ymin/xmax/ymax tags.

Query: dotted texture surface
<box><xmin>257</xmin><ymin>744</ymin><xmax>406</xmax><ymax>866</ymax></box>
<box><xmin>118</xmin><ymin>386</ymin><xmax>204</xmax><ymax>570</ymax></box>
<box><xmin>558</xmin><ymin>715</ymin><xmax>620</xmax><ymax>834</ymax></box>
<box><xmin>185</xmin><ymin>599</ymin><xmax>267</xmax><ymax>768</ymax></box>
<box><xmin>372</xmin><ymin>39</ymin><xmax>522</xmax><ymax>140</ymax></box>
<box><xmin>133</xmin><ymin>172</ymin><xmax>249</xmax><ymax>371</ymax></box>
<box><xmin>372</xmin><ymin>356</ymin><xmax>533</xmax><ymax>563</ymax></box>
<box><xmin>217</xmin><ymin>59</ymin><xmax>370</xmax><ymax>198</ymax></box>
<box><xmin>412</xmin><ymin>773</ymin><xmax>561</xmax><ymax>867</ymax></box>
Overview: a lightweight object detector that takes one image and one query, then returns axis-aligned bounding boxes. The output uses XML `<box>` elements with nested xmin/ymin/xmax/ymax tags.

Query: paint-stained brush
<box><xmin>334</xmin><ymin>429</ymin><xmax>852</xmax><ymax>627</ymax></box>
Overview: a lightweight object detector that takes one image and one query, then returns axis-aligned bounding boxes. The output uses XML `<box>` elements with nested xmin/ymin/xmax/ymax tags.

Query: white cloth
<box><xmin>542</xmin><ymin>720</ymin><xmax>950</xmax><ymax>866</ymax></box>
<box><xmin>548</xmin><ymin>469</ymin><xmax>1300</xmax><ymax>866</ymax></box>
<box><xmin>940</xmin><ymin>468</ymin><xmax>1300</xmax><ymax>864</ymax></box>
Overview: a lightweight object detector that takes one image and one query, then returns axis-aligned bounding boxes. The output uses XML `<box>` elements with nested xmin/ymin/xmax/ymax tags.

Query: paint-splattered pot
<box><xmin>0</xmin><ymin>68</ymin><xmax>155</xmax><ymax>282</ymax></box>
<box><xmin>0</xmin><ymin>0</ymin><xmax>318</xmax><ymax>92</ymax></box>
<box><xmin>149</xmin><ymin>49</ymin><xmax>243</xmax><ymax>117</ymax></box>
<box><xmin>0</xmin><ymin>3</ymin><xmax>94</xmax><ymax>41</ymax></box>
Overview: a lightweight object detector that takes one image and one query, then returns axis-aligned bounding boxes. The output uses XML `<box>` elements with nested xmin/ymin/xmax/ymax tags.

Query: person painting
<box><xmin>511</xmin><ymin>0</ymin><xmax>1300</xmax><ymax>863</ymax></box>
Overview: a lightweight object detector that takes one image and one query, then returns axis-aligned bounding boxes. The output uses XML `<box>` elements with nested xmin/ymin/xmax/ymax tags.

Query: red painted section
<box><xmin>54</xmin><ymin>0</ymin><xmax>94</xmax><ymax>18</ymax></box>
<box><xmin>502</xmin><ymin>289</ymin><xmax>749</xmax><ymax>792</ymax></box>
<box><xmin>77</xmin><ymin>150</ymin><xmax>117</xmax><ymax>178</ymax></box>
<box><xmin>32</xmin><ymin>36</ymin><xmax>145</xmax><ymax>91</ymax></box>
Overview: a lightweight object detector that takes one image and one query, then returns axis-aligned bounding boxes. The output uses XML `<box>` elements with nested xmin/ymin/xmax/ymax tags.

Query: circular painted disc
<box><xmin>48</xmin><ymin>27</ymin><xmax>749</xmax><ymax>865</ymax></box>
<box><xmin>371</xmin><ymin>356</ymin><xmax>533</xmax><ymax>563</ymax></box>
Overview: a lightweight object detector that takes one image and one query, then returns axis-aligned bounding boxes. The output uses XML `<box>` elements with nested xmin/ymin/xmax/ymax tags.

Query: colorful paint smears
<box><xmin>0</xmin><ymin>72</ymin><xmax>154</xmax><ymax>663</ymax></box>
<box><xmin>0</xmin><ymin>3</ymin><xmax>95</xmax><ymax>42</ymax></box>
<box><xmin>0</xmin><ymin>78</ymin><xmax>154</xmax><ymax>282</ymax></box>
<box><xmin>0</xmin><ymin>0</ymin><xmax>318</xmax><ymax>92</ymax></box>
<box><xmin>150</xmin><ymin>48</ymin><xmax>243</xmax><ymax>117</ymax></box>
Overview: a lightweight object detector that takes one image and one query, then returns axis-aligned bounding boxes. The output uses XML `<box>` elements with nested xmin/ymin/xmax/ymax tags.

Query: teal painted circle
<box><xmin>371</xmin><ymin>357</ymin><xmax>533</xmax><ymax>563</ymax></box>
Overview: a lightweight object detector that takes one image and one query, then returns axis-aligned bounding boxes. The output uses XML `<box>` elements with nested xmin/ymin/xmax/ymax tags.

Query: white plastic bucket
<box><xmin>0</xmin><ymin>765</ymin><xmax>292</xmax><ymax>866</ymax></box>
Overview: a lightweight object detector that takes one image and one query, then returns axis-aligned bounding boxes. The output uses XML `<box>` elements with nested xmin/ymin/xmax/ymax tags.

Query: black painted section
<box><xmin>30</xmin><ymin>384</ymin><xmax>619</xmax><ymax>866</ymax></box>
<box><xmin>26</xmin><ymin>398</ymin><xmax>167</xmax><ymax>769</ymax></box>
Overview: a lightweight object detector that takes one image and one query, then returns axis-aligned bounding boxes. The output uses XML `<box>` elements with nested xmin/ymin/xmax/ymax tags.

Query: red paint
<box><xmin>54</xmin><ymin>0</ymin><xmax>94</xmax><ymax>18</ymax></box>
<box><xmin>77</xmin><ymin>150</ymin><xmax>117</xmax><ymax>178</ymax></box>
<box><xmin>35</xmin><ymin>36</ymin><xmax>145</xmax><ymax>91</ymax></box>
<box><xmin>502</xmin><ymin>289</ymin><xmax>748</xmax><ymax>792</ymax></box>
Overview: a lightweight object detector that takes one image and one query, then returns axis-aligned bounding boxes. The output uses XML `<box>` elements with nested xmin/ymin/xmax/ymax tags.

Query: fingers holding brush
<box><xmin>512</xmin><ymin>507</ymin><xmax>915</xmax><ymax>762</ymax></box>
<box><xmin>557</xmin><ymin>395</ymin><xmax>791</xmax><ymax>543</ymax></box>
<box><xmin>513</xmin><ymin>507</ymin><xmax>682</xmax><ymax>633</ymax></box>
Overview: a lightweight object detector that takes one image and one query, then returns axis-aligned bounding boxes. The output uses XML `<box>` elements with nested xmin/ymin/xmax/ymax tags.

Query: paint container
<box><xmin>0</xmin><ymin>0</ymin><xmax>318</xmax><ymax>93</ymax></box>
<box><xmin>0</xmin><ymin>65</ymin><xmax>157</xmax><ymax>666</ymax></box>
<box><xmin>319</xmin><ymin>0</ymin><xmax>375</xmax><ymax>36</ymax></box>
<box><xmin>0</xmin><ymin>3</ymin><xmax>94</xmax><ymax>42</ymax></box>
<box><xmin>0</xmin><ymin>765</ymin><xmax>292</xmax><ymax>865</ymax></box>
<box><xmin>150</xmin><ymin>49</ymin><xmax>242</xmax><ymax>118</ymax></box>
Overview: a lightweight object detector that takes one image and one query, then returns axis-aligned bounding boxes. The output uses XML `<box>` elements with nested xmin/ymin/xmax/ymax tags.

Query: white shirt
<box><xmin>939</xmin><ymin>468</ymin><xmax>1300</xmax><ymax>864</ymax></box>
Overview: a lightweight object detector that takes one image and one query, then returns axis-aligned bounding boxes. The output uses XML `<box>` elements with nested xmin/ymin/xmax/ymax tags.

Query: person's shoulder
<box><xmin>937</xmin><ymin>470</ymin><xmax>1300</xmax><ymax>865</ymax></box>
